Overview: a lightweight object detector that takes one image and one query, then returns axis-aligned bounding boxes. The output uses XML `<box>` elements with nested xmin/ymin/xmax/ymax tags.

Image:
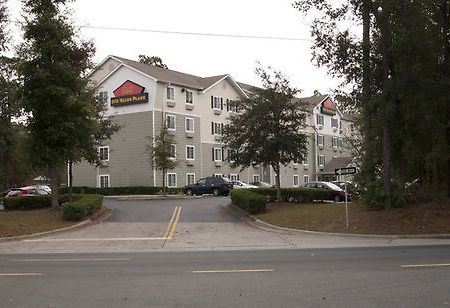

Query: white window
<box><xmin>214</xmin><ymin>174</ymin><xmax>224</xmax><ymax>178</ymax></box>
<box><xmin>211</xmin><ymin>122</ymin><xmax>222</xmax><ymax>135</ymax></box>
<box><xmin>230</xmin><ymin>174</ymin><xmax>238</xmax><ymax>181</ymax></box>
<box><xmin>185</xmin><ymin>90</ymin><xmax>193</xmax><ymax>104</ymax></box>
<box><xmin>316</xmin><ymin>114</ymin><xmax>324</xmax><ymax>125</ymax></box>
<box><xmin>99</xmin><ymin>146</ymin><xmax>109</xmax><ymax>161</ymax></box>
<box><xmin>98</xmin><ymin>91</ymin><xmax>108</xmax><ymax>106</ymax></box>
<box><xmin>293</xmin><ymin>175</ymin><xmax>299</xmax><ymax>187</ymax></box>
<box><xmin>186</xmin><ymin>145</ymin><xmax>195</xmax><ymax>160</ymax></box>
<box><xmin>339</xmin><ymin>138</ymin><xmax>343</xmax><ymax>148</ymax></box>
<box><xmin>99</xmin><ymin>174</ymin><xmax>109</xmax><ymax>188</ymax></box>
<box><xmin>213</xmin><ymin>147</ymin><xmax>222</xmax><ymax>161</ymax></box>
<box><xmin>170</xmin><ymin>144</ymin><xmax>176</xmax><ymax>159</ymax></box>
<box><xmin>167</xmin><ymin>87</ymin><xmax>175</xmax><ymax>101</ymax></box>
<box><xmin>332</xmin><ymin>136</ymin><xmax>338</xmax><ymax>148</ymax></box>
<box><xmin>302</xmin><ymin>153</ymin><xmax>308</xmax><ymax>165</ymax></box>
<box><xmin>331</xmin><ymin>118</ymin><xmax>339</xmax><ymax>128</ymax></box>
<box><xmin>304</xmin><ymin>175</ymin><xmax>309</xmax><ymax>184</ymax></box>
<box><xmin>318</xmin><ymin>134</ymin><xmax>324</xmax><ymax>147</ymax></box>
<box><xmin>166</xmin><ymin>115</ymin><xmax>176</xmax><ymax>130</ymax></box>
<box><xmin>186</xmin><ymin>173</ymin><xmax>195</xmax><ymax>185</ymax></box>
<box><xmin>253</xmin><ymin>175</ymin><xmax>260</xmax><ymax>183</ymax></box>
<box><xmin>212</xmin><ymin>96</ymin><xmax>222</xmax><ymax>109</ymax></box>
<box><xmin>318</xmin><ymin>155</ymin><xmax>325</xmax><ymax>166</ymax></box>
<box><xmin>167</xmin><ymin>173</ymin><xmax>177</xmax><ymax>187</ymax></box>
<box><xmin>185</xmin><ymin>118</ymin><xmax>194</xmax><ymax>132</ymax></box>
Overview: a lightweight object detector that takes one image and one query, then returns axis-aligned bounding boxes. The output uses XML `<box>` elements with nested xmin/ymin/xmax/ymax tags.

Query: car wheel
<box><xmin>212</xmin><ymin>188</ymin><xmax>220</xmax><ymax>197</ymax></box>
<box><xmin>186</xmin><ymin>189</ymin><xmax>193</xmax><ymax>196</ymax></box>
<box><xmin>334</xmin><ymin>195</ymin><xmax>342</xmax><ymax>202</ymax></box>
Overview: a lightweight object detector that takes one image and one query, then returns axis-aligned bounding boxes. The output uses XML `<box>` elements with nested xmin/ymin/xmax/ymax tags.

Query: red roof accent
<box><xmin>113</xmin><ymin>80</ymin><xmax>145</xmax><ymax>97</ymax></box>
<box><xmin>323</xmin><ymin>98</ymin><xmax>336</xmax><ymax>111</ymax></box>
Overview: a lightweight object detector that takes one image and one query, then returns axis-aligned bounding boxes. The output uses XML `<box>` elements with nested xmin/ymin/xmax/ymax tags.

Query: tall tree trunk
<box><xmin>362</xmin><ymin>0</ymin><xmax>371</xmax><ymax>103</ymax></box>
<box><xmin>68</xmin><ymin>160</ymin><xmax>73</xmax><ymax>202</ymax></box>
<box><xmin>273</xmin><ymin>162</ymin><xmax>282</xmax><ymax>202</ymax></box>
<box><xmin>380</xmin><ymin>0</ymin><xmax>392</xmax><ymax>209</ymax></box>
<box><xmin>48</xmin><ymin>164</ymin><xmax>59</xmax><ymax>210</ymax></box>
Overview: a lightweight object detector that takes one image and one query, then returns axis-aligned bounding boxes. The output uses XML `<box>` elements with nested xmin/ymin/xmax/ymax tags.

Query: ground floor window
<box><xmin>186</xmin><ymin>173</ymin><xmax>195</xmax><ymax>185</ymax></box>
<box><xmin>253</xmin><ymin>174</ymin><xmax>260</xmax><ymax>183</ymax></box>
<box><xmin>214</xmin><ymin>173</ymin><xmax>224</xmax><ymax>178</ymax></box>
<box><xmin>99</xmin><ymin>174</ymin><xmax>110</xmax><ymax>188</ymax></box>
<box><xmin>167</xmin><ymin>173</ymin><xmax>177</xmax><ymax>187</ymax></box>
<box><xmin>230</xmin><ymin>174</ymin><xmax>238</xmax><ymax>181</ymax></box>
<box><xmin>304</xmin><ymin>175</ymin><xmax>309</xmax><ymax>184</ymax></box>
<box><xmin>293</xmin><ymin>175</ymin><xmax>299</xmax><ymax>187</ymax></box>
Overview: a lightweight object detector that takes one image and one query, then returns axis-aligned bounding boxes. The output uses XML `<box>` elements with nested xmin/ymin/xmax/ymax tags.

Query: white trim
<box><xmin>293</xmin><ymin>175</ymin><xmax>299</xmax><ymax>187</ymax></box>
<box><xmin>98</xmin><ymin>146</ymin><xmax>110</xmax><ymax>162</ymax></box>
<box><xmin>170</xmin><ymin>144</ymin><xmax>177</xmax><ymax>160</ymax></box>
<box><xmin>304</xmin><ymin>175</ymin><xmax>309</xmax><ymax>184</ymax></box>
<box><xmin>166</xmin><ymin>114</ymin><xmax>176</xmax><ymax>130</ymax></box>
<box><xmin>167</xmin><ymin>173</ymin><xmax>177</xmax><ymax>188</ymax></box>
<box><xmin>109</xmin><ymin>56</ymin><xmax>158</xmax><ymax>82</ymax></box>
<box><xmin>230</xmin><ymin>174</ymin><xmax>238</xmax><ymax>181</ymax></box>
<box><xmin>152</xmin><ymin>110</ymin><xmax>156</xmax><ymax>186</ymax></box>
<box><xmin>186</xmin><ymin>145</ymin><xmax>195</xmax><ymax>160</ymax></box>
<box><xmin>253</xmin><ymin>174</ymin><xmax>260</xmax><ymax>183</ymax></box>
<box><xmin>185</xmin><ymin>117</ymin><xmax>194</xmax><ymax>133</ymax></box>
<box><xmin>213</xmin><ymin>147</ymin><xmax>223</xmax><ymax>162</ymax></box>
<box><xmin>186</xmin><ymin>173</ymin><xmax>196</xmax><ymax>186</ymax></box>
<box><xmin>166</xmin><ymin>86</ymin><xmax>175</xmax><ymax>101</ymax></box>
<box><xmin>185</xmin><ymin>89</ymin><xmax>194</xmax><ymax>105</ymax></box>
<box><xmin>202</xmin><ymin>75</ymin><xmax>248</xmax><ymax>98</ymax></box>
<box><xmin>98</xmin><ymin>174</ymin><xmax>110</xmax><ymax>188</ymax></box>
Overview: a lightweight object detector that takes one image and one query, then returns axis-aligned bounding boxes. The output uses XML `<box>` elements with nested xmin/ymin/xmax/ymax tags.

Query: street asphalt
<box><xmin>0</xmin><ymin>245</ymin><xmax>449</xmax><ymax>307</ymax></box>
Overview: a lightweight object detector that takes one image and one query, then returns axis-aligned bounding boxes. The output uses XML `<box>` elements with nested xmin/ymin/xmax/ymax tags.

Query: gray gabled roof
<box><xmin>111</xmin><ymin>56</ymin><xmax>228</xmax><ymax>91</ymax></box>
<box><xmin>319</xmin><ymin>156</ymin><xmax>353</xmax><ymax>174</ymax></box>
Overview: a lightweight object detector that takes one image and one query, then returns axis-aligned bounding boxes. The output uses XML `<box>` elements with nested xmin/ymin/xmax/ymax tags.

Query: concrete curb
<box><xmin>104</xmin><ymin>195</ymin><xmax>204</xmax><ymax>201</ymax></box>
<box><xmin>227</xmin><ymin>203</ymin><xmax>450</xmax><ymax>239</ymax></box>
<box><xmin>0</xmin><ymin>208</ymin><xmax>113</xmax><ymax>243</ymax></box>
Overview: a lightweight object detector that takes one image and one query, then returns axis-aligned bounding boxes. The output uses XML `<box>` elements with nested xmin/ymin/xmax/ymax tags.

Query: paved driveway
<box><xmin>1</xmin><ymin>197</ymin><xmax>450</xmax><ymax>254</ymax></box>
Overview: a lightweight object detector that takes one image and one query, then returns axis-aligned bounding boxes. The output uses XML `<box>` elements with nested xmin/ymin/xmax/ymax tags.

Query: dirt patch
<box><xmin>255</xmin><ymin>201</ymin><xmax>450</xmax><ymax>235</ymax></box>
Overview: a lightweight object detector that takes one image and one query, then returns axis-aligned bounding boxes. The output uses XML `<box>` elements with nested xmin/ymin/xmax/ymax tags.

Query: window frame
<box><xmin>169</xmin><ymin>144</ymin><xmax>176</xmax><ymax>160</ymax></box>
<box><xmin>186</xmin><ymin>145</ymin><xmax>195</xmax><ymax>160</ymax></box>
<box><xmin>318</xmin><ymin>134</ymin><xmax>324</xmax><ymax>147</ymax></box>
<box><xmin>318</xmin><ymin>154</ymin><xmax>325</xmax><ymax>167</ymax></box>
<box><xmin>185</xmin><ymin>90</ymin><xmax>193</xmax><ymax>105</ymax></box>
<box><xmin>293</xmin><ymin>175</ymin><xmax>299</xmax><ymax>187</ymax></box>
<box><xmin>213</xmin><ymin>147</ymin><xmax>223</xmax><ymax>162</ymax></box>
<box><xmin>167</xmin><ymin>173</ymin><xmax>177</xmax><ymax>188</ymax></box>
<box><xmin>99</xmin><ymin>174</ymin><xmax>110</xmax><ymax>188</ymax></box>
<box><xmin>167</xmin><ymin>86</ymin><xmax>175</xmax><ymax>101</ymax></box>
<box><xmin>186</xmin><ymin>173</ymin><xmax>196</xmax><ymax>185</ymax></box>
<box><xmin>332</xmin><ymin>136</ymin><xmax>338</xmax><ymax>148</ymax></box>
<box><xmin>253</xmin><ymin>174</ymin><xmax>260</xmax><ymax>183</ymax></box>
<box><xmin>185</xmin><ymin>117</ymin><xmax>194</xmax><ymax>133</ymax></box>
<box><xmin>304</xmin><ymin>175</ymin><xmax>309</xmax><ymax>184</ymax></box>
<box><xmin>212</xmin><ymin>96</ymin><xmax>222</xmax><ymax>110</ymax></box>
<box><xmin>98</xmin><ymin>146</ymin><xmax>109</xmax><ymax>162</ymax></box>
<box><xmin>166</xmin><ymin>114</ymin><xmax>176</xmax><ymax>130</ymax></box>
<box><xmin>316</xmin><ymin>114</ymin><xmax>324</xmax><ymax>126</ymax></box>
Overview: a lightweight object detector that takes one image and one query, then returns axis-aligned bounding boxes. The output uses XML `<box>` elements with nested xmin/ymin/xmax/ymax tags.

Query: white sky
<box><xmin>7</xmin><ymin>0</ymin><xmax>341</xmax><ymax>96</ymax></box>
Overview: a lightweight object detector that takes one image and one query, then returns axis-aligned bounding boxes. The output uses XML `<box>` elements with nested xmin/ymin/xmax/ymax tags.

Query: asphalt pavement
<box><xmin>0</xmin><ymin>246</ymin><xmax>449</xmax><ymax>307</ymax></box>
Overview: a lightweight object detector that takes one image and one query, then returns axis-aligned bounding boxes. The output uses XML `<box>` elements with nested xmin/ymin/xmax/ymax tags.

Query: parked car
<box><xmin>5</xmin><ymin>185</ymin><xmax>51</xmax><ymax>198</ymax></box>
<box><xmin>304</xmin><ymin>181</ymin><xmax>347</xmax><ymax>202</ymax></box>
<box><xmin>331</xmin><ymin>181</ymin><xmax>361</xmax><ymax>198</ymax></box>
<box><xmin>184</xmin><ymin>177</ymin><xmax>233</xmax><ymax>196</ymax></box>
<box><xmin>249</xmin><ymin>181</ymin><xmax>274</xmax><ymax>188</ymax></box>
<box><xmin>1</xmin><ymin>188</ymin><xmax>20</xmax><ymax>197</ymax></box>
<box><xmin>230</xmin><ymin>180</ymin><xmax>258</xmax><ymax>189</ymax></box>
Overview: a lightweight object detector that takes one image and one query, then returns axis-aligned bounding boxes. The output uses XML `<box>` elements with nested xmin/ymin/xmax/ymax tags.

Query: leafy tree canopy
<box><xmin>138</xmin><ymin>54</ymin><xmax>168</xmax><ymax>69</ymax></box>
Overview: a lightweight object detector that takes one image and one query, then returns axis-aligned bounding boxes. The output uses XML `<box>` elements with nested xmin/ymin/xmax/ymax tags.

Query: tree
<box><xmin>138</xmin><ymin>54</ymin><xmax>168</xmax><ymax>69</ymax></box>
<box><xmin>222</xmin><ymin>66</ymin><xmax>308</xmax><ymax>201</ymax></box>
<box><xmin>294</xmin><ymin>0</ymin><xmax>450</xmax><ymax>206</ymax></box>
<box><xmin>146</xmin><ymin>125</ymin><xmax>177</xmax><ymax>195</ymax></box>
<box><xmin>16</xmin><ymin>0</ymin><xmax>118</xmax><ymax>208</ymax></box>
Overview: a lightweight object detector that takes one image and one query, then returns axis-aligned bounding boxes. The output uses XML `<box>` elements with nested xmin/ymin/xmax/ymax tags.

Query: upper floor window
<box><xmin>185</xmin><ymin>90</ymin><xmax>193</xmax><ymax>104</ymax></box>
<box><xmin>302</xmin><ymin>153</ymin><xmax>308</xmax><ymax>165</ymax></box>
<box><xmin>332</xmin><ymin>136</ymin><xmax>338</xmax><ymax>148</ymax></box>
<box><xmin>99</xmin><ymin>146</ymin><xmax>109</xmax><ymax>161</ymax></box>
<box><xmin>185</xmin><ymin>118</ymin><xmax>194</xmax><ymax>132</ymax></box>
<box><xmin>98</xmin><ymin>91</ymin><xmax>108</xmax><ymax>106</ymax></box>
<box><xmin>213</xmin><ymin>147</ymin><xmax>223</xmax><ymax>162</ymax></box>
<box><xmin>167</xmin><ymin>87</ymin><xmax>175</xmax><ymax>101</ymax></box>
<box><xmin>318</xmin><ymin>155</ymin><xmax>325</xmax><ymax>166</ymax></box>
<box><xmin>186</xmin><ymin>145</ymin><xmax>195</xmax><ymax>160</ymax></box>
<box><xmin>317</xmin><ymin>134</ymin><xmax>324</xmax><ymax>147</ymax></box>
<box><xmin>331</xmin><ymin>118</ymin><xmax>339</xmax><ymax>128</ymax></box>
<box><xmin>211</xmin><ymin>122</ymin><xmax>223</xmax><ymax>135</ymax></box>
<box><xmin>211</xmin><ymin>96</ymin><xmax>223</xmax><ymax>110</ymax></box>
<box><xmin>227</xmin><ymin>99</ymin><xmax>238</xmax><ymax>113</ymax></box>
<box><xmin>169</xmin><ymin>144</ymin><xmax>176</xmax><ymax>159</ymax></box>
<box><xmin>166</xmin><ymin>114</ymin><xmax>176</xmax><ymax>130</ymax></box>
<box><xmin>316</xmin><ymin>114</ymin><xmax>324</xmax><ymax>126</ymax></box>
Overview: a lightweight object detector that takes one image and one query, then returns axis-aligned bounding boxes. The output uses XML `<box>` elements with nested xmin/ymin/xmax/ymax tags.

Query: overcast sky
<box><xmin>7</xmin><ymin>0</ymin><xmax>340</xmax><ymax>96</ymax></box>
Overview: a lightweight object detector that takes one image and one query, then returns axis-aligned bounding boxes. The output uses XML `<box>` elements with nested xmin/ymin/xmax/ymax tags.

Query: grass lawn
<box><xmin>0</xmin><ymin>209</ymin><xmax>77</xmax><ymax>238</ymax></box>
<box><xmin>255</xmin><ymin>201</ymin><xmax>450</xmax><ymax>235</ymax></box>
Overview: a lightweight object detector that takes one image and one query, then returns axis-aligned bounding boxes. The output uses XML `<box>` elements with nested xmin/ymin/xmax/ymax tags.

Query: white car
<box><xmin>231</xmin><ymin>180</ymin><xmax>258</xmax><ymax>189</ymax></box>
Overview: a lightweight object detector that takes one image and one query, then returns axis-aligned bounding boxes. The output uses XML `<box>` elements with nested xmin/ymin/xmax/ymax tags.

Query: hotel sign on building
<box><xmin>111</xmin><ymin>80</ymin><xmax>149</xmax><ymax>107</ymax></box>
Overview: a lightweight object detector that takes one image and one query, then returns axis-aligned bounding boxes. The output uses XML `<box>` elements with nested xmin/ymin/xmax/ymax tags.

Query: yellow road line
<box><xmin>168</xmin><ymin>206</ymin><xmax>182</xmax><ymax>239</ymax></box>
<box><xmin>401</xmin><ymin>263</ymin><xmax>450</xmax><ymax>268</ymax></box>
<box><xmin>163</xmin><ymin>206</ymin><xmax>180</xmax><ymax>238</ymax></box>
<box><xmin>0</xmin><ymin>273</ymin><xmax>43</xmax><ymax>276</ymax></box>
<box><xmin>192</xmin><ymin>269</ymin><xmax>275</xmax><ymax>274</ymax></box>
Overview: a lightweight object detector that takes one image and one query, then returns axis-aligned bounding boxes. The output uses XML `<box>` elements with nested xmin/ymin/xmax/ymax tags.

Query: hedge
<box><xmin>249</xmin><ymin>188</ymin><xmax>330</xmax><ymax>202</ymax></box>
<box><xmin>230</xmin><ymin>189</ymin><xmax>267</xmax><ymax>214</ymax></box>
<box><xmin>59</xmin><ymin>186</ymin><xmax>183</xmax><ymax>196</ymax></box>
<box><xmin>2</xmin><ymin>195</ymin><xmax>52</xmax><ymax>210</ymax></box>
<box><xmin>63</xmin><ymin>194</ymin><xmax>103</xmax><ymax>221</ymax></box>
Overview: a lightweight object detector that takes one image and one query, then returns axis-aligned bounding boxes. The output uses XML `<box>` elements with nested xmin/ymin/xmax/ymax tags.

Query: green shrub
<box><xmin>230</xmin><ymin>189</ymin><xmax>267</xmax><ymax>214</ymax></box>
<box><xmin>3</xmin><ymin>195</ymin><xmax>52</xmax><ymax>210</ymax></box>
<box><xmin>361</xmin><ymin>180</ymin><xmax>406</xmax><ymax>210</ymax></box>
<box><xmin>63</xmin><ymin>194</ymin><xmax>103</xmax><ymax>221</ymax></box>
<box><xmin>249</xmin><ymin>188</ymin><xmax>329</xmax><ymax>203</ymax></box>
<box><xmin>59</xmin><ymin>186</ymin><xmax>183</xmax><ymax>196</ymax></box>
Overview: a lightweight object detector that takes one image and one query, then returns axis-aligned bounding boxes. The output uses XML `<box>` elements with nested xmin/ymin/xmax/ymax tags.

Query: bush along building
<box><xmin>72</xmin><ymin>56</ymin><xmax>356</xmax><ymax>189</ymax></box>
